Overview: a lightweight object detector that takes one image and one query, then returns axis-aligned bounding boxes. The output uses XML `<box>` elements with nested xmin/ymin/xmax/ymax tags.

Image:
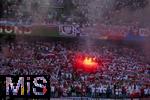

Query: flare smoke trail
<box><xmin>79</xmin><ymin>0</ymin><xmax>115</xmax><ymax>52</ymax></box>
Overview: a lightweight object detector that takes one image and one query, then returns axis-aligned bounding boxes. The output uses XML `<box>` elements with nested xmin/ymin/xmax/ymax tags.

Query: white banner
<box><xmin>59</xmin><ymin>25</ymin><xmax>81</xmax><ymax>36</ymax></box>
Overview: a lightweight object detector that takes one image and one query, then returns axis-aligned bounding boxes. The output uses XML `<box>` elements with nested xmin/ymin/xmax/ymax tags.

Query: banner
<box><xmin>31</xmin><ymin>25</ymin><xmax>59</xmax><ymax>36</ymax></box>
<box><xmin>0</xmin><ymin>25</ymin><xmax>59</xmax><ymax>36</ymax></box>
<box><xmin>1</xmin><ymin>20</ymin><xmax>149</xmax><ymax>39</ymax></box>
<box><xmin>83</xmin><ymin>24</ymin><xmax>150</xmax><ymax>40</ymax></box>
<box><xmin>59</xmin><ymin>25</ymin><xmax>81</xmax><ymax>36</ymax></box>
<box><xmin>0</xmin><ymin>25</ymin><xmax>31</xmax><ymax>35</ymax></box>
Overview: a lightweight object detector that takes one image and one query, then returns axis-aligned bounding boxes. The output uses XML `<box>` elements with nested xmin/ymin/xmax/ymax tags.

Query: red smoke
<box><xmin>74</xmin><ymin>54</ymin><xmax>99</xmax><ymax>72</ymax></box>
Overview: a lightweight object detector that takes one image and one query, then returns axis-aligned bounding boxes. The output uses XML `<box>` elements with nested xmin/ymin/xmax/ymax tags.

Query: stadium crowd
<box><xmin>0</xmin><ymin>0</ymin><xmax>150</xmax><ymax>99</ymax></box>
<box><xmin>0</xmin><ymin>39</ymin><xmax>149</xmax><ymax>98</ymax></box>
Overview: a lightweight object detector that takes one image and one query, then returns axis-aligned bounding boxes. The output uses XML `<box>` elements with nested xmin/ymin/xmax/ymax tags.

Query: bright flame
<box><xmin>83</xmin><ymin>57</ymin><xmax>97</xmax><ymax>66</ymax></box>
<box><xmin>74</xmin><ymin>54</ymin><xmax>100</xmax><ymax>73</ymax></box>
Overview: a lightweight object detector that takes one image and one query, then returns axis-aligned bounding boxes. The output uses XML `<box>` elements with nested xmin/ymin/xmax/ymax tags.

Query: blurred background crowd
<box><xmin>0</xmin><ymin>0</ymin><xmax>150</xmax><ymax>24</ymax></box>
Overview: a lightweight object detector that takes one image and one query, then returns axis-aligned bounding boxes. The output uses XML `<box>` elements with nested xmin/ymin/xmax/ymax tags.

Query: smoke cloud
<box><xmin>108</xmin><ymin>0</ymin><xmax>150</xmax><ymax>27</ymax></box>
<box><xmin>18</xmin><ymin>0</ymin><xmax>52</xmax><ymax>24</ymax></box>
<box><xmin>80</xmin><ymin>0</ymin><xmax>150</xmax><ymax>59</ymax></box>
<box><xmin>15</xmin><ymin>0</ymin><xmax>150</xmax><ymax>60</ymax></box>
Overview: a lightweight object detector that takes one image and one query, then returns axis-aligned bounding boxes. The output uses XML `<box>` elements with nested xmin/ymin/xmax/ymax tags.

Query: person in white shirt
<box><xmin>91</xmin><ymin>86</ymin><xmax>96</xmax><ymax>97</ymax></box>
<box><xmin>96</xmin><ymin>87</ymin><xmax>100</xmax><ymax>97</ymax></box>
<box><xmin>51</xmin><ymin>85</ymin><xmax>55</xmax><ymax>97</ymax></box>
<box><xmin>98</xmin><ymin>86</ymin><xmax>102</xmax><ymax>95</ymax></box>
<box><xmin>144</xmin><ymin>88</ymin><xmax>150</xmax><ymax>96</ymax></box>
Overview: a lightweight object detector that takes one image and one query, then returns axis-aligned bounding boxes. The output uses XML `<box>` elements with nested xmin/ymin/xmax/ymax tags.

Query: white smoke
<box><xmin>107</xmin><ymin>0</ymin><xmax>150</xmax><ymax>27</ymax></box>
<box><xmin>72</xmin><ymin>0</ymin><xmax>115</xmax><ymax>52</ymax></box>
<box><xmin>18</xmin><ymin>0</ymin><xmax>53</xmax><ymax>24</ymax></box>
<box><xmin>73</xmin><ymin>0</ymin><xmax>115</xmax><ymax>23</ymax></box>
<box><xmin>86</xmin><ymin>0</ymin><xmax>115</xmax><ymax>23</ymax></box>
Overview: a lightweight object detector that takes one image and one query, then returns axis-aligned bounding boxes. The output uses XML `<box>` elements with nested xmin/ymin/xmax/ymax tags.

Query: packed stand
<box><xmin>0</xmin><ymin>39</ymin><xmax>149</xmax><ymax>98</ymax></box>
